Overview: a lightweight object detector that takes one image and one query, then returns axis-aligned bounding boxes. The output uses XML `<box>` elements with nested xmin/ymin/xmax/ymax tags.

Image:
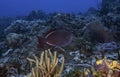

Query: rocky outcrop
<box><xmin>4</xmin><ymin>20</ymin><xmax>47</xmax><ymax>36</ymax></box>
<box><xmin>6</xmin><ymin>33</ymin><xmax>26</xmax><ymax>48</ymax></box>
<box><xmin>101</xmin><ymin>0</ymin><xmax>120</xmax><ymax>15</ymax></box>
<box><xmin>100</xmin><ymin>0</ymin><xmax>120</xmax><ymax>40</ymax></box>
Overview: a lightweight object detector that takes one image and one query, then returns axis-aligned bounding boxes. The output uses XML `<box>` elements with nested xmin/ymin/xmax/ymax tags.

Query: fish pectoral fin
<box><xmin>55</xmin><ymin>46</ymin><xmax>65</xmax><ymax>52</ymax></box>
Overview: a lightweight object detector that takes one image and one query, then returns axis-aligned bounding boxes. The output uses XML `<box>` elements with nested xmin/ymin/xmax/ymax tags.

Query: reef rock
<box><xmin>4</xmin><ymin>20</ymin><xmax>47</xmax><ymax>36</ymax></box>
<box><xmin>6</xmin><ymin>33</ymin><xmax>26</xmax><ymax>48</ymax></box>
<box><xmin>96</xmin><ymin>42</ymin><xmax>118</xmax><ymax>52</ymax></box>
<box><xmin>101</xmin><ymin>0</ymin><xmax>120</xmax><ymax>15</ymax></box>
<box><xmin>100</xmin><ymin>0</ymin><xmax>120</xmax><ymax>40</ymax></box>
<box><xmin>4</xmin><ymin>20</ymin><xmax>30</xmax><ymax>34</ymax></box>
<box><xmin>0</xmin><ymin>42</ymin><xmax>7</xmax><ymax>51</ymax></box>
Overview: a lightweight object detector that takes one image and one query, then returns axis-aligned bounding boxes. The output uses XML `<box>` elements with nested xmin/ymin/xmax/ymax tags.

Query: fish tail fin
<box><xmin>37</xmin><ymin>36</ymin><xmax>46</xmax><ymax>49</ymax></box>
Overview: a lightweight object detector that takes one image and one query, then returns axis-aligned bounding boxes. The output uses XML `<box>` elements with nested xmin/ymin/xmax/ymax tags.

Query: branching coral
<box><xmin>27</xmin><ymin>49</ymin><xmax>64</xmax><ymax>77</ymax></box>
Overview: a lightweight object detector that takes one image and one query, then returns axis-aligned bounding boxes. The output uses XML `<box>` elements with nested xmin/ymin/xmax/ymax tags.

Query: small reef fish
<box><xmin>37</xmin><ymin>29</ymin><xmax>72</xmax><ymax>49</ymax></box>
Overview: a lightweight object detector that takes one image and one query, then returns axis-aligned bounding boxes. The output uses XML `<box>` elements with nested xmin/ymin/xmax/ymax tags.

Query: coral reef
<box><xmin>0</xmin><ymin>0</ymin><xmax>120</xmax><ymax>76</ymax></box>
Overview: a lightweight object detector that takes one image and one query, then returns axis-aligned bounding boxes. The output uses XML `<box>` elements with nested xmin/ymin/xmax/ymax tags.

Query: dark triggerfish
<box><xmin>37</xmin><ymin>29</ymin><xmax>72</xmax><ymax>48</ymax></box>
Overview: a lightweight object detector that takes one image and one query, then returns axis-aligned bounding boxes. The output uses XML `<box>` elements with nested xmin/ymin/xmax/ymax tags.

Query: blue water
<box><xmin>0</xmin><ymin>0</ymin><xmax>102</xmax><ymax>17</ymax></box>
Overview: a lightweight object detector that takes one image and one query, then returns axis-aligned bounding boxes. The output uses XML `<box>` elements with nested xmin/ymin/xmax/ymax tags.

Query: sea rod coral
<box><xmin>27</xmin><ymin>49</ymin><xmax>64</xmax><ymax>77</ymax></box>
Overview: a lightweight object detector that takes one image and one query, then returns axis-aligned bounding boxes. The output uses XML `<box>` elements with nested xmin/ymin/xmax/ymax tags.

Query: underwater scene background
<box><xmin>0</xmin><ymin>0</ymin><xmax>120</xmax><ymax>77</ymax></box>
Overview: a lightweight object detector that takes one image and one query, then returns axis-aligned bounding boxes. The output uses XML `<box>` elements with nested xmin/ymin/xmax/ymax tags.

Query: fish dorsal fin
<box><xmin>44</xmin><ymin>26</ymin><xmax>65</xmax><ymax>37</ymax></box>
<box><xmin>44</xmin><ymin>29</ymin><xmax>57</xmax><ymax>37</ymax></box>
